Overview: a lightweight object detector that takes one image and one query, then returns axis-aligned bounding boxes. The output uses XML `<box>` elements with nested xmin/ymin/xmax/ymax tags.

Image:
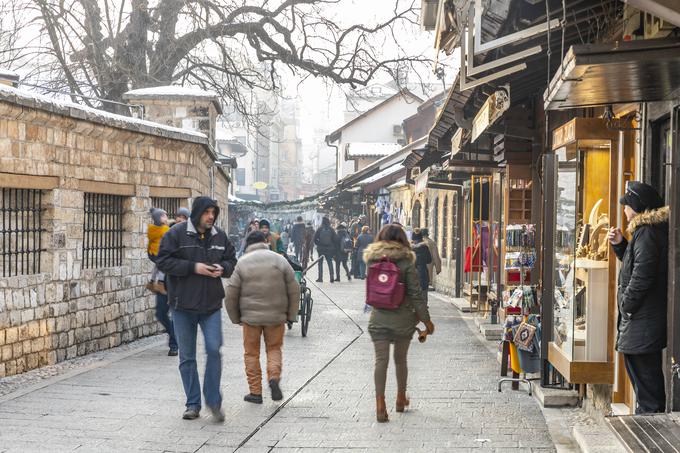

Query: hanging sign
<box><xmin>451</xmin><ymin>128</ymin><xmax>464</xmax><ymax>155</ymax></box>
<box><xmin>415</xmin><ymin>168</ymin><xmax>430</xmax><ymax>194</ymax></box>
<box><xmin>471</xmin><ymin>87</ymin><xmax>510</xmax><ymax>142</ymax></box>
<box><xmin>552</xmin><ymin>119</ymin><xmax>576</xmax><ymax>150</ymax></box>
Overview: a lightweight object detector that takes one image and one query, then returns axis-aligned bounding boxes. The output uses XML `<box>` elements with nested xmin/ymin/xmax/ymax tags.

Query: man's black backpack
<box><xmin>318</xmin><ymin>227</ymin><xmax>334</xmax><ymax>247</ymax></box>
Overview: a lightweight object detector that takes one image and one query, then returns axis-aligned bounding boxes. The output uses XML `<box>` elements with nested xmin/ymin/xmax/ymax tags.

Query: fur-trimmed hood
<box><xmin>363</xmin><ymin>241</ymin><xmax>415</xmax><ymax>263</ymax></box>
<box><xmin>628</xmin><ymin>206</ymin><xmax>669</xmax><ymax>233</ymax></box>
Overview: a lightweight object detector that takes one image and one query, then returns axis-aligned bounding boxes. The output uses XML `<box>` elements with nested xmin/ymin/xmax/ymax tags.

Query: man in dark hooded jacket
<box><xmin>313</xmin><ymin>216</ymin><xmax>337</xmax><ymax>283</ymax></box>
<box><xmin>608</xmin><ymin>181</ymin><xmax>669</xmax><ymax>414</ymax></box>
<box><xmin>157</xmin><ymin>196</ymin><xmax>237</xmax><ymax>422</ymax></box>
<box><xmin>291</xmin><ymin>216</ymin><xmax>306</xmax><ymax>261</ymax></box>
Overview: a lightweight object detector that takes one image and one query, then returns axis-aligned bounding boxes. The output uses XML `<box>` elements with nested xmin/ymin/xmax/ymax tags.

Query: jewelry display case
<box><xmin>547</xmin><ymin>118</ymin><xmax>618</xmax><ymax>384</ymax></box>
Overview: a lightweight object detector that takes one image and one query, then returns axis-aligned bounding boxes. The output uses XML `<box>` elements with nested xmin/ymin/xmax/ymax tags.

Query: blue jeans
<box><xmin>155</xmin><ymin>294</ymin><xmax>177</xmax><ymax>350</ymax></box>
<box><xmin>171</xmin><ymin>308</ymin><xmax>223</xmax><ymax>410</ymax></box>
<box><xmin>358</xmin><ymin>258</ymin><xmax>367</xmax><ymax>278</ymax></box>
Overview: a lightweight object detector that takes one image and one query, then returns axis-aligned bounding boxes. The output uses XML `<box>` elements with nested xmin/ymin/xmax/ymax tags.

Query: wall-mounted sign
<box><xmin>552</xmin><ymin>120</ymin><xmax>576</xmax><ymax>150</ymax></box>
<box><xmin>471</xmin><ymin>87</ymin><xmax>510</xmax><ymax>142</ymax></box>
<box><xmin>253</xmin><ymin>181</ymin><xmax>268</xmax><ymax>190</ymax></box>
<box><xmin>415</xmin><ymin>168</ymin><xmax>430</xmax><ymax>194</ymax></box>
<box><xmin>451</xmin><ymin>128</ymin><xmax>464</xmax><ymax>155</ymax></box>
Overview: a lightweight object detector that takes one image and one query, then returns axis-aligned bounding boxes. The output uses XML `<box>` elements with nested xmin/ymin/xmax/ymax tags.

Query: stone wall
<box><xmin>0</xmin><ymin>89</ymin><xmax>230</xmax><ymax>377</ymax></box>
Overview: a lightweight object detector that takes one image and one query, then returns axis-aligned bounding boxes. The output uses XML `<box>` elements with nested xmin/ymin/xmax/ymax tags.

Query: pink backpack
<box><xmin>366</xmin><ymin>257</ymin><xmax>405</xmax><ymax>309</ymax></box>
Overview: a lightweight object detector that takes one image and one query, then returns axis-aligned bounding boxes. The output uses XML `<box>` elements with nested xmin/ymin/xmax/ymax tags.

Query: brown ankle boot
<box><xmin>376</xmin><ymin>396</ymin><xmax>389</xmax><ymax>422</ymax></box>
<box><xmin>396</xmin><ymin>391</ymin><xmax>410</xmax><ymax>412</ymax></box>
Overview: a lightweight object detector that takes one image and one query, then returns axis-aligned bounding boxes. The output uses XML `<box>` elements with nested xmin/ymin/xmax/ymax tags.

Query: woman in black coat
<box><xmin>608</xmin><ymin>181</ymin><xmax>669</xmax><ymax>414</ymax></box>
<box><xmin>411</xmin><ymin>230</ymin><xmax>432</xmax><ymax>302</ymax></box>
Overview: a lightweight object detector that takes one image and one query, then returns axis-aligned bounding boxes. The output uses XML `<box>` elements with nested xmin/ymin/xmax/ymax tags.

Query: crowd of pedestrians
<box><xmin>143</xmin><ymin>199</ymin><xmax>446</xmax><ymax>422</ymax></box>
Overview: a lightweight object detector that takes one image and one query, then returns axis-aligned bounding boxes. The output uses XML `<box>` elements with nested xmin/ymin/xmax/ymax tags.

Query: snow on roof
<box><xmin>346</xmin><ymin>142</ymin><xmax>402</xmax><ymax>158</ymax></box>
<box><xmin>124</xmin><ymin>85</ymin><xmax>219</xmax><ymax>98</ymax></box>
<box><xmin>229</xmin><ymin>193</ymin><xmax>247</xmax><ymax>202</ymax></box>
<box><xmin>124</xmin><ymin>85</ymin><xmax>223</xmax><ymax>114</ymax></box>
<box><xmin>0</xmin><ymin>69</ymin><xmax>19</xmax><ymax>80</ymax></box>
<box><xmin>387</xmin><ymin>177</ymin><xmax>407</xmax><ymax>189</ymax></box>
<box><xmin>0</xmin><ymin>83</ymin><xmax>208</xmax><ymax>142</ymax></box>
<box><xmin>359</xmin><ymin>163</ymin><xmax>402</xmax><ymax>185</ymax></box>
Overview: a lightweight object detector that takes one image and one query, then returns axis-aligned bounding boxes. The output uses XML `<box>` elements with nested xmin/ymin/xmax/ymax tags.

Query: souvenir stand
<box><xmin>498</xmin><ymin>222</ymin><xmax>540</xmax><ymax>394</ymax></box>
<box><xmin>463</xmin><ymin>175</ymin><xmax>499</xmax><ymax>313</ymax></box>
<box><xmin>545</xmin><ymin>118</ymin><xmax>619</xmax><ymax>388</ymax></box>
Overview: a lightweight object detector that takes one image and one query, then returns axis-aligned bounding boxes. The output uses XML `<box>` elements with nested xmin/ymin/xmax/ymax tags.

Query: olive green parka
<box><xmin>363</xmin><ymin>241</ymin><xmax>431</xmax><ymax>341</ymax></box>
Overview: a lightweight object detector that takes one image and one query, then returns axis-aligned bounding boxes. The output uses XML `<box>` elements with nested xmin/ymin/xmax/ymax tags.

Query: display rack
<box><xmin>498</xmin><ymin>224</ymin><xmax>539</xmax><ymax>394</ymax></box>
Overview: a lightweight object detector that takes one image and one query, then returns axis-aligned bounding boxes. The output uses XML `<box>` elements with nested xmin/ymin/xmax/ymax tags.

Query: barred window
<box><xmin>442</xmin><ymin>196</ymin><xmax>449</xmax><ymax>258</ymax></box>
<box><xmin>151</xmin><ymin>197</ymin><xmax>182</xmax><ymax>217</ymax></box>
<box><xmin>1</xmin><ymin>188</ymin><xmax>45</xmax><ymax>277</ymax></box>
<box><xmin>83</xmin><ymin>193</ymin><xmax>125</xmax><ymax>269</ymax></box>
<box><xmin>433</xmin><ymin>197</ymin><xmax>439</xmax><ymax>245</ymax></box>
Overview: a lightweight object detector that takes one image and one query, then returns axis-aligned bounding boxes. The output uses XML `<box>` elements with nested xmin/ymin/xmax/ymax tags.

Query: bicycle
<box><xmin>297</xmin><ymin>273</ymin><xmax>313</xmax><ymax>337</ymax></box>
<box><xmin>289</xmin><ymin>256</ymin><xmax>320</xmax><ymax>337</ymax></box>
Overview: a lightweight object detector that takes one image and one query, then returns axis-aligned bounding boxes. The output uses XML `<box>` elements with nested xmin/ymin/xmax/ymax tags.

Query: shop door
<box><xmin>612</xmin><ymin>126</ymin><xmax>640</xmax><ymax>414</ymax></box>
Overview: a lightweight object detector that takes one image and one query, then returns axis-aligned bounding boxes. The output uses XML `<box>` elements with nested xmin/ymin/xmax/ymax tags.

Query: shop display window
<box><xmin>553</xmin><ymin>144</ymin><xmax>611</xmax><ymax>363</ymax></box>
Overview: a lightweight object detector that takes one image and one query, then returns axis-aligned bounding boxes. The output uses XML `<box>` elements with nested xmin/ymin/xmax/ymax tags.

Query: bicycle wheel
<box><xmin>305</xmin><ymin>290</ymin><xmax>313</xmax><ymax>322</ymax></box>
<box><xmin>301</xmin><ymin>291</ymin><xmax>311</xmax><ymax>337</ymax></box>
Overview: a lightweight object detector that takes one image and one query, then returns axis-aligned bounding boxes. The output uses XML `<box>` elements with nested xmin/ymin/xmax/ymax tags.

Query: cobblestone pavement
<box><xmin>0</xmin><ymin>278</ymin><xmax>563</xmax><ymax>452</ymax></box>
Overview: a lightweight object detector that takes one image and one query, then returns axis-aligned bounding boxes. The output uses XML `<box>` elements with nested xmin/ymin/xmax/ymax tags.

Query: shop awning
<box><xmin>337</xmin><ymin>137</ymin><xmax>427</xmax><ymax>189</ymax></box>
<box><xmin>544</xmin><ymin>39</ymin><xmax>680</xmax><ymax>110</ymax></box>
<box><xmin>362</xmin><ymin>165</ymin><xmax>407</xmax><ymax>193</ymax></box>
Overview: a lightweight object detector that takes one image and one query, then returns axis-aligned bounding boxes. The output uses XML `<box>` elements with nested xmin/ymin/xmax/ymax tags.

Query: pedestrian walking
<box><xmin>314</xmin><ymin>216</ymin><xmax>337</xmax><ymax>283</ymax></box>
<box><xmin>420</xmin><ymin>228</ymin><xmax>441</xmax><ymax>289</ymax></box>
<box><xmin>608</xmin><ymin>181</ymin><xmax>669</xmax><ymax>414</ymax></box>
<box><xmin>291</xmin><ymin>216</ymin><xmax>306</xmax><ymax>262</ymax></box>
<box><xmin>146</xmin><ymin>208</ymin><xmax>178</xmax><ymax>356</ymax></box>
<box><xmin>259</xmin><ymin>218</ymin><xmax>285</xmax><ymax>254</ymax></box>
<box><xmin>226</xmin><ymin>231</ymin><xmax>299</xmax><ymax>404</ymax></box>
<box><xmin>280</xmin><ymin>229</ymin><xmax>291</xmax><ymax>253</ymax></box>
<box><xmin>334</xmin><ymin>223</ymin><xmax>353</xmax><ymax>281</ymax></box>
<box><xmin>411</xmin><ymin>229</ymin><xmax>432</xmax><ymax>302</ymax></box>
<box><xmin>302</xmin><ymin>221</ymin><xmax>315</xmax><ymax>269</ymax></box>
<box><xmin>156</xmin><ymin>196</ymin><xmax>237</xmax><ymax>422</ymax></box>
<box><xmin>349</xmin><ymin>215</ymin><xmax>365</xmax><ymax>277</ymax></box>
<box><xmin>175</xmin><ymin>207</ymin><xmax>191</xmax><ymax>225</ymax></box>
<box><xmin>355</xmin><ymin>226</ymin><xmax>374</xmax><ymax>279</ymax></box>
<box><xmin>363</xmin><ymin>224</ymin><xmax>434</xmax><ymax>423</ymax></box>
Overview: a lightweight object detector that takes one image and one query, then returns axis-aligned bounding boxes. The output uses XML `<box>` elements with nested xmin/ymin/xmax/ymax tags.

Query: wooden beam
<box><xmin>149</xmin><ymin>186</ymin><xmax>192</xmax><ymax>198</ymax></box>
<box><xmin>76</xmin><ymin>180</ymin><xmax>135</xmax><ymax>196</ymax></box>
<box><xmin>0</xmin><ymin>173</ymin><xmax>59</xmax><ymax>190</ymax></box>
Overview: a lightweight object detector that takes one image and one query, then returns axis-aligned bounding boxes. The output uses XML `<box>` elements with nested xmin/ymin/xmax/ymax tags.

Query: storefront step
<box><xmin>450</xmin><ymin>297</ymin><xmax>473</xmax><ymax>312</ymax></box>
<box><xmin>479</xmin><ymin>323</ymin><xmax>504</xmax><ymax>341</ymax></box>
<box><xmin>533</xmin><ymin>384</ymin><xmax>580</xmax><ymax>408</ymax></box>
<box><xmin>573</xmin><ymin>424</ymin><xmax>628</xmax><ymax>453</ymax></box>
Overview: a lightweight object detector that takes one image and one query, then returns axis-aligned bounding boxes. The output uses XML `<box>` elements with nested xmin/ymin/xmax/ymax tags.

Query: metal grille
<box><xmin>442</xmin><ymin>196</ymin><xmax>449</xmax><ymax>258</ymax></box>
<box><xmin>151</xmin><ymin>197</ymin><xmax>182</xmax><ymax>217</ymax></box>
<box><xmin>0</xmin><ymin>188</ymin><xmax>45</xmax><ymax>277</ymax></box>
<box><xmin>83</xmin><ymin>193</ymin><xmax>125</xmax><ymax>269</ymax></box>
<box><xmin>433</xmin><ymin>197</ymin><xmax>439</xmax><ymax>244</ymax></box>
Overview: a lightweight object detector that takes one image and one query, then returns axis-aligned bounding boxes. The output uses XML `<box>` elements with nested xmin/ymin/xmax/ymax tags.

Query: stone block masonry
<box><xmin>0</xmin><ymin>86</ymin><xmax>230</xmax><ymax>377</ymax></box>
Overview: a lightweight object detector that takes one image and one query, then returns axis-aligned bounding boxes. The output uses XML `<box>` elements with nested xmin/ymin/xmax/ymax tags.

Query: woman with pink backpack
<box><xmin>363</xmin><ymin>224</ymin><xmax>435</xmax><ymax>423</ymax></box>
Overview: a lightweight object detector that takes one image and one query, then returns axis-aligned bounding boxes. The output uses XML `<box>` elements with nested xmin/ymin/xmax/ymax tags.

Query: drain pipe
<box><xmin>325</xmin><ymin>134</ymin><xmax>339</xmax><ymax>180</ymax></box>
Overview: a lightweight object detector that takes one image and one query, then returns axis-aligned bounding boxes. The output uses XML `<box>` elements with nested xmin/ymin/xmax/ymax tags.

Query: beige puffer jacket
<box><xmin>226</xmin><ymin>243</ymin><xmax>300</xmax><ymax>325</ymax></box>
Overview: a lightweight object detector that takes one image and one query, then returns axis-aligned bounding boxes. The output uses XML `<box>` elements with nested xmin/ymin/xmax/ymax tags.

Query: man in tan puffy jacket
<box><xmin>226</xmin><ymin>231</ymin><xmax>299</xmax><ymax>404</ymax></box>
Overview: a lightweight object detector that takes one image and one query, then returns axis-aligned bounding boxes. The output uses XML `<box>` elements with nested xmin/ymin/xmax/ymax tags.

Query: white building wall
<box><xmin>335</xmin><ymin>97</ymin><xmax>419</xmax><ymax>180</ymax></box>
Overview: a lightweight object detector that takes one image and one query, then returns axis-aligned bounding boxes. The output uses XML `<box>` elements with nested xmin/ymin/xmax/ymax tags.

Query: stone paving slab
<box><xmin>0</xmin><ymin>279</ymin><xmax>566</xmax><ymax>452</ymax></box>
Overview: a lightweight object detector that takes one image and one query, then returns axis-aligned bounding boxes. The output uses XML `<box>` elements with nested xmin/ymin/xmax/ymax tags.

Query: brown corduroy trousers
<box><xmin>243</xmin><ymin>323</ymin><xmax>285</xmax><ymax>395</ymax></box>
